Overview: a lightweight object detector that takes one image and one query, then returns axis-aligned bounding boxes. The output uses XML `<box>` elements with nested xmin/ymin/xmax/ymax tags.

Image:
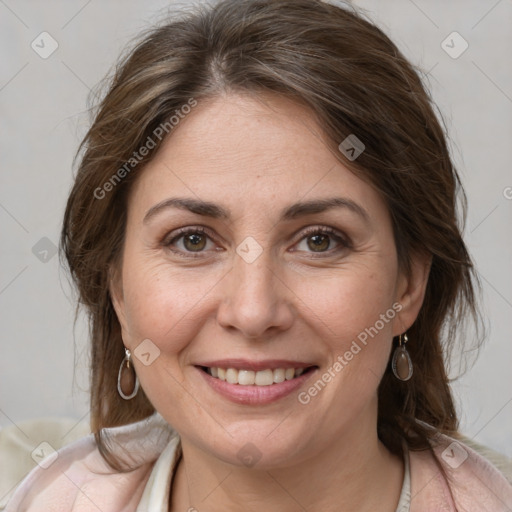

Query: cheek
<box><xmin>291</xmin><ymin>261</ymin><xmax>399</xmax><ymax>402</ymax></box>
<box><xmin>119</xmin><ymin>254</ymin><xmax>223</xmax><ymax>352</ymax></box>
<box><xmin>294</xmin><ymin>266</ymin><xmax>398</xmax><ymax>343</ymax></box>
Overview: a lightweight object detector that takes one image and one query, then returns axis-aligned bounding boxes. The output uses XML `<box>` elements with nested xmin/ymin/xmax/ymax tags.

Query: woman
<box><xmin>6</xmin><ymin>0</ymin><xmax>512</xmax><ymax>510</ymax></box>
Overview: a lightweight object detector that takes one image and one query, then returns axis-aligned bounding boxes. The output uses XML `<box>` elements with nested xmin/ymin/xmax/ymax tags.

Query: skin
<box><xmin>110</xmin><ymin>92</ymin><xmax>431</xmax><ymax>511</ymax></box>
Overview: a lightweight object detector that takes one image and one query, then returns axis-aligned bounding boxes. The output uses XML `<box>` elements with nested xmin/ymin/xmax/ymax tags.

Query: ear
<box><xmin>393</xmin><ymin>251</ymin><xmax>432</xmax><ymax>336</ymax></box>
<box><xmin>108</xmin><ymin>265</ymin><xmax>129</xmax><ymax>334</ymax></box>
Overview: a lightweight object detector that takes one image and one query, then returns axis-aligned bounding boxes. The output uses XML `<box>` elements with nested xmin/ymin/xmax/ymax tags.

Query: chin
<box><xmin>203</xmin><ymin>422</ymin><xmax>313</xmax><ymax>470</ymax></box>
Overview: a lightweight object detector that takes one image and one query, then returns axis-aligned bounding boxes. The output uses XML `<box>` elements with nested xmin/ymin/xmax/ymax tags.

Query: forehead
<box><xmin>128</xmin><ymin>92</ymin><xmax>386</xmax><ymax>221</ymax></box>
<box><xmin>161</xmin><ymin>92</ymin><xmax>332</xmax><ymax>175</ymax></box>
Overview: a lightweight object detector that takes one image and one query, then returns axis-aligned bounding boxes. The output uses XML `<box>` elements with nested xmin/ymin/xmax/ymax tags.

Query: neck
<box><xmin>169</xmin><ymin>406</ymin><xmax>403</xmax><ymax>512</ymax></box>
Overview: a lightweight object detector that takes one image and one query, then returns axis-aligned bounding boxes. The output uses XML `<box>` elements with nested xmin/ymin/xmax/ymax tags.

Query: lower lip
<box><xmin>196</xmin><ymin>366</ymin><xmax>317</xmax><ymax>405</ymax></box>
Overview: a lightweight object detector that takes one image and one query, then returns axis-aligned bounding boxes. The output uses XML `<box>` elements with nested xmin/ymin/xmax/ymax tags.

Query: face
<box><xmin>111</xmin><ymin>92</ymin><xmax>427</xmax><ymax>468</ymax></box>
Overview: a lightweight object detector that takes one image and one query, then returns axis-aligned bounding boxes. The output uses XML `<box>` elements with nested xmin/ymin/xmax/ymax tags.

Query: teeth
<box><xmin>255</xmin><ymin>369</ymin><xmax>273</xmax><ymax>386</ymax></box>
<box><xmin>273</xmin><ymin>368</ymin><xmax>285</xmax><ymax>383</ymax></box>
<box><xmin>206</xmin><ymin>366</ymin><xmax>308</xmax><ymax>386</ymax></box>
<box><xmin>226</xmin><ymin>368</ymin><xmax>238</xmax><ymax>384</ymax></box>
<box><xmin>238</xmin><ymin>370</ymin><xmax>255</xmax><ymax>385</ymax></box>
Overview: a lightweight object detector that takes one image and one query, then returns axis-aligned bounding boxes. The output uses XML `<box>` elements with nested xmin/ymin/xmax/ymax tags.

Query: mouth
<box><xmin>194</xmin><ymin>361</ymin><xmax>319</xmax><ymax>405</ymax></box>
<box><xmin>198</xmin><ymin>365</ymin><xmax>317</xmax><ymax>386</ymax></box>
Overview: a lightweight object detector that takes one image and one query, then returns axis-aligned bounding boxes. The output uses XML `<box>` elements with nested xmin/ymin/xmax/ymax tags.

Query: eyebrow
<box><xmin>143</xmin><ymin>196</ymin><xmax>370</xmax><ymax>224</ymax></box>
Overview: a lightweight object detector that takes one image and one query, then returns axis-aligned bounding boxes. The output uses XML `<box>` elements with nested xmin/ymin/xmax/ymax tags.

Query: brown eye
<box><xmin>293</xmin><ymin>226</ymin><xmax>349</xmax><ymax>256</ymax></box>
<box><xmin>306</xmin><ymin>233</ymin><xmax>331</xmax><ymax>252</ymax></box>
<box><xmin>183</xmin><ymin>232</ymin><xmax>207</xmax><ymax>251</ymax></box>
<box><xmin>164</xmin><ymin>227</ymin><xmax>216</xmax><ymax>256</ymax></box>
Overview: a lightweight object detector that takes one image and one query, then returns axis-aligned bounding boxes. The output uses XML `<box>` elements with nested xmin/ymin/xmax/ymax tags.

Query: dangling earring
<box><xmin>392</xmin><ymin>333</ymin><xmax>413</xmax><ymax>381</ymax></box>
<box><xmin>117</xmin><ymin>348</ymin><xmax>140</xmax><ymax>400</ymax></box>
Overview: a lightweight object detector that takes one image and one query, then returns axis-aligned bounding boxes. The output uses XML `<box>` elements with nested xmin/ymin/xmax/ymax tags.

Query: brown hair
<box><xmin>61</xmin><ymin>0</ymin><xmax>482</xmax><ymax>470</ymax></box>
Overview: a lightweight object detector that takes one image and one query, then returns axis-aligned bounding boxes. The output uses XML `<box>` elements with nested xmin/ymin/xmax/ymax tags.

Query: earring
<box><xmin>392</xmin><ymin>333</ymin><xmax>413</xmax><ymax>381</ymax></box>
<box><xmin>117</xmin><ymin>348</ymin><xmax>140</xmax><ymax>400</ymax></box>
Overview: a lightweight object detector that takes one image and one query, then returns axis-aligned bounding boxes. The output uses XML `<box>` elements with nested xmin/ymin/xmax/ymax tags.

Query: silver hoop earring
<box><xmin>117</xmin><ymin>348</ymin><xmax>140</xmax><ymax>400</ymax></box>
<box><xmin>392</xmin><ymin>333</ymin><xmax>413</xmax><ymax>381</ymax></box>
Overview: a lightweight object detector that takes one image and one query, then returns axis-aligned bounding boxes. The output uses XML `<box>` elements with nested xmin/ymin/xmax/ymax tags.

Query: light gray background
<box><xmin>1</xmin><ymin>0</ymin><xmax>511</xmax><ymax>457</ymax></box>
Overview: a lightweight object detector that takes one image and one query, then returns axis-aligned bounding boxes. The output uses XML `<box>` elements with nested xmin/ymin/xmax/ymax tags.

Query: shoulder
<box><xmin>4</xmin><ymin>413</ymin><xmax>175</xmax><ymax>512</ymax></box>
<box><xmin>408</xmin><ymin>431</ymin><xmax>512</xmax><ymax>512</ymax></box>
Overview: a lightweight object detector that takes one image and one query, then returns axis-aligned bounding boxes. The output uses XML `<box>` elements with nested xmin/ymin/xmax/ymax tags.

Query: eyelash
<box><xmin>162</xmin><ymin>225</ymin><xmax>351</xmax><ymax>259</ymax></box>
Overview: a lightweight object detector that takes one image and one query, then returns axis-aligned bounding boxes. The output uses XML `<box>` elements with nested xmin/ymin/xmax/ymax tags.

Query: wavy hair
<box><xmin>60</xmin><ymin>0</ymin><xmax>482</xmax><ymax>470</ymax></box>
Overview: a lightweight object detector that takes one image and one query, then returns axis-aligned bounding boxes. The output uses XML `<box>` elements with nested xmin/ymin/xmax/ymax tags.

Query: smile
<box><xmin>196</xmin><ymin>364</ymin><xmax>318</xmax><ymax>405</ymax></box>
<box><xmin>201</xmin><ymin>366</ymin><xmax>315</xmax><ymax>386</ymax></box>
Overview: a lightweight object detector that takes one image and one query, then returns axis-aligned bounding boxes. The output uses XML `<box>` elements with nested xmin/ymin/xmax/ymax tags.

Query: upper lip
<box><xmin>195</xmin><ymin>359</ymin><xmax>316</xmax><ymax>371</ymax></box>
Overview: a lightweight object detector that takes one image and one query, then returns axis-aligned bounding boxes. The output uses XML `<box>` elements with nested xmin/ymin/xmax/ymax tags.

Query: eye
<box><xmin>163</xmin><ymin>227</ymin><xmax>217</xmax><ymax>256</ymax></box>
<box><xmin>163</xmin><ymin>225</ymin><xmax>349</xmax><ymax>259</ymax></box>
<box><xmin>293</xmin><ymin>226</ymin><xmax>349</xmax><ymax>255</ymax></box>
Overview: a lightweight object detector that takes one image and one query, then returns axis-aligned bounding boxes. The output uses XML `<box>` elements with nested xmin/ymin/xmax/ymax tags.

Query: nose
<box><xmin>216</xmin><ymin>249</ymin><xmax>295</xmax><ymax>339</ymax></box>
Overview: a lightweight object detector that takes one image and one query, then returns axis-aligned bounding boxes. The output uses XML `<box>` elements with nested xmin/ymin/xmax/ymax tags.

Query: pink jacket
<box><xmin>5</xmin><ymin>413</ymin><xmax>512</xmax><ymax>511</ymax></box>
